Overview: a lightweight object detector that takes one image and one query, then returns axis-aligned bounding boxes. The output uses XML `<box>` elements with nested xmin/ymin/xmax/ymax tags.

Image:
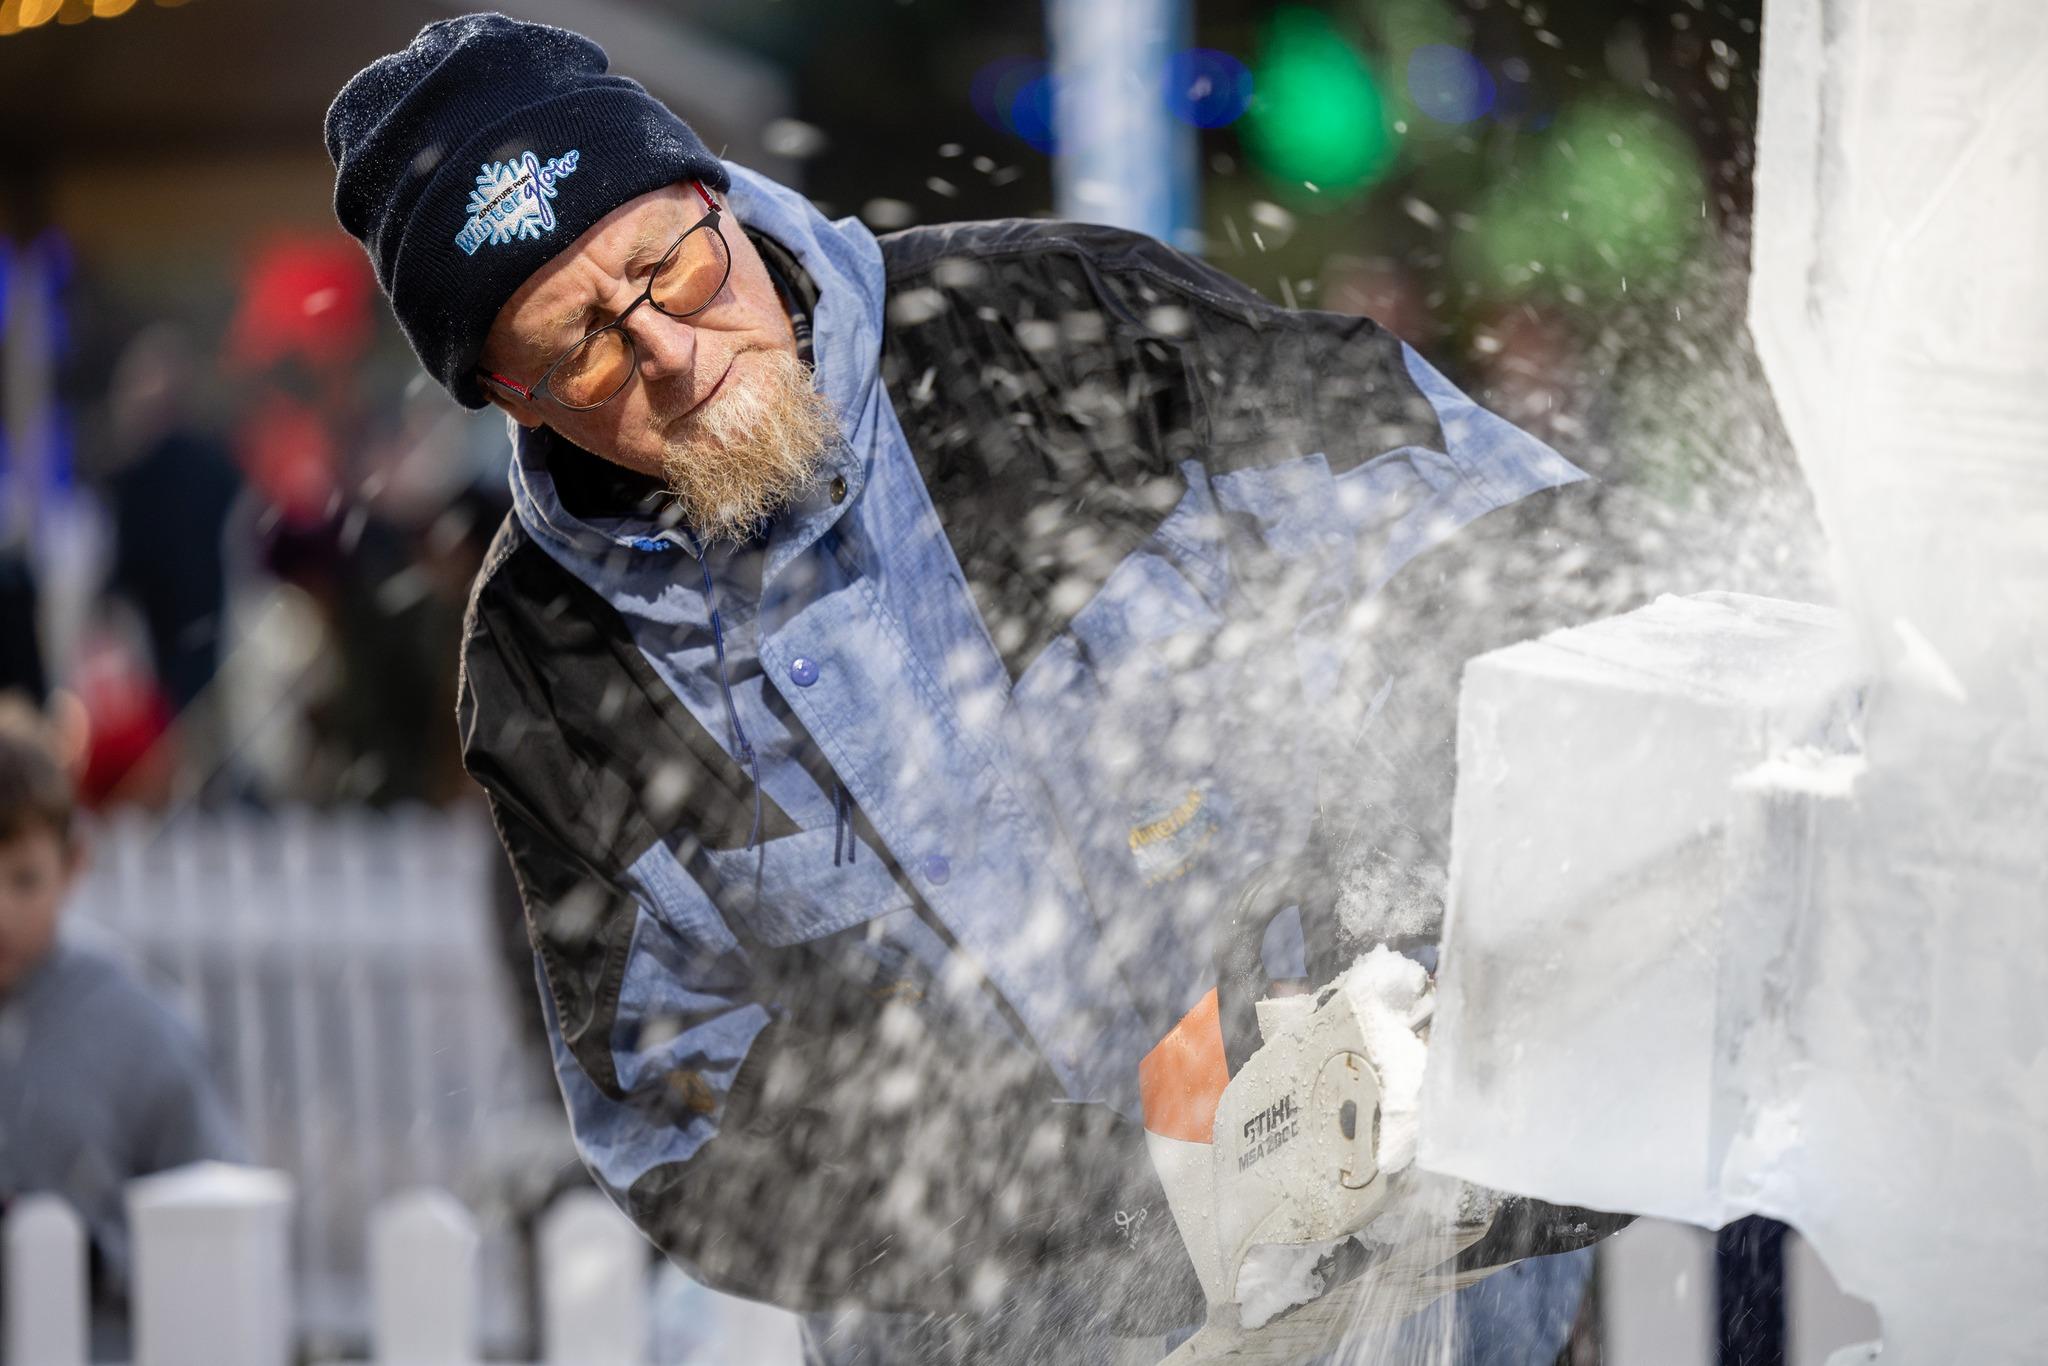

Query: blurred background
<box><xmin>0</xmin><ymin>0</ymin><xmax>1836</xmax><ymax>1360</ymax></box>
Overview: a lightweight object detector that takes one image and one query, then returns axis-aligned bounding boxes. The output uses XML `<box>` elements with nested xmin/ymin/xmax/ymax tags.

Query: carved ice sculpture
<box><xmin>1423</xmin><ymin>2</ymin><xmax>2048</xmax><ymax>1362</ymax></box>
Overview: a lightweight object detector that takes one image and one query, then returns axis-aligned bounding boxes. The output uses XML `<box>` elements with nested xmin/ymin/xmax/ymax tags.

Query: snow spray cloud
<box><xmin>832</xmin><ymin>210</ymin><xmax>1821</xmax><ymax>1356</ymax></box>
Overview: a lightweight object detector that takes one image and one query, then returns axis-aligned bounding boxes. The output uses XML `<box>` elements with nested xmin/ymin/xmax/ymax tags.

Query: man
<box><xmin>328</xmin><ymin>16</ymin><xmax>1618</xmax><ymax>1362</ymax></box>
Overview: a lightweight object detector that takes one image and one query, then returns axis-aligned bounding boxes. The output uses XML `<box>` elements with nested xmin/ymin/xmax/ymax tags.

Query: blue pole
<box><xmin>1047</xmin><ymin>0</ymin><xmax>1198</xmax><ymax>249</ymax></box>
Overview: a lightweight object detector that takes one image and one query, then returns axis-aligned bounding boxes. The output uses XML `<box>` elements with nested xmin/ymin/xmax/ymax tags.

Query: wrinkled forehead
<box><xmin>489</xmin><ymin>182</ymin><xmax>709</xmax><ymax>357</ymax></box>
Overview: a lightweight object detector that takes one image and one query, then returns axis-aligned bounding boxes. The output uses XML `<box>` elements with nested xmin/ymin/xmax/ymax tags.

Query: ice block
<box><xmin>1419</xmin><ymin>591</ymin><xmax>1863</xmax><ymax>1226</ymax></box>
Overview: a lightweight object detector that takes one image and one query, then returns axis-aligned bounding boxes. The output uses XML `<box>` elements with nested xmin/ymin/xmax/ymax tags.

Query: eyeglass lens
<box><xmin>548</xmin><ymin>223</ymin><xmax>733</xmax><ymax>409</ymax></box>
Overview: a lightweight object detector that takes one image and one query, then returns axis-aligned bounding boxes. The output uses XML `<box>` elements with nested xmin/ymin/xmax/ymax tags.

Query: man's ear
<box><xmin>477</xmin><ymin>317</ymin><xmax>546</xmax><ymax>428</ymax></box>
<box><xmin>481</xmin><ymin>380</ymin><xmax>546</xmax><ymax>431</ymax></box>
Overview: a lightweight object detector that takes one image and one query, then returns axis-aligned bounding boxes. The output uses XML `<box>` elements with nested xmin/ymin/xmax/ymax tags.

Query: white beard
<box><xmin>658</xmin><ymin>347</ymin><xmax>839</xmax><ymax>544</ymax></box>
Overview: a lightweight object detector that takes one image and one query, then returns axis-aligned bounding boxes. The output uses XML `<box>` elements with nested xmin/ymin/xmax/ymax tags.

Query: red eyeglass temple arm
<box><xmin>481</xmin><ymin>371</ymin><xmax>532</xmax><ymax>399</ymax></box>
<box><xmin>478</xmin><ymin>180</ymin><xmax>718</xmax><ymax>401</ymax></box>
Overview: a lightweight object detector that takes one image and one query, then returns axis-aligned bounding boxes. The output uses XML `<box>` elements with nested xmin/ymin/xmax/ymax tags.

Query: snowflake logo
<box><xmin>452</xmin><ymin>147</ymin><xmax>582</xmax><ymax>256</ymax></box>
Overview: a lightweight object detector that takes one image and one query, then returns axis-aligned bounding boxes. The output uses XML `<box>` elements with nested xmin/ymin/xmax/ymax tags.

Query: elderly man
<box><xmin>328</xmin><ymin>14</ymin><xmax>1616</xmax><ymax>1363</ymax></box>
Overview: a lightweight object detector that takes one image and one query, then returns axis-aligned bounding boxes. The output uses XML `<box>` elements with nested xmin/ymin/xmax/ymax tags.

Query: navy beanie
<box><xmin>325</xmin><ymin>13</ymin><xmax>732</xmax><ymax>409</ymax></box>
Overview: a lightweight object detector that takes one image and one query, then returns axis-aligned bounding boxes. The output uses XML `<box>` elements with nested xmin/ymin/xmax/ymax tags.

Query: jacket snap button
<box><xmin>789</xmin><ymin>656</ymin><xmax>820</xmax><ymax>687</ymax></box>
<box><xmin>830</xmin><ymin>476</ymin><xmax>847</xmax><ymax>505</ymax></box>
<box><xmin>922</xmin><ymin>854</ymin><xmax>951</xmax><ymax>885</ymax></box>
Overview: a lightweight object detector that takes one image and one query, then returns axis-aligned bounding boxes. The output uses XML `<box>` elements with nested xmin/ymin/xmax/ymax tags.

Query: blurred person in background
<box><xmin>246</xmin><ymin>345</ymin><xmax>511</xmax><ymax>807</ymax></box>
<box><xmin>103</xmin><ymin>325</ymin><xmax>243</xmax><ymax>719</ymax></box>
<box><xmin>260</xmin><ymin>497</ymin><xmax>480</xmax><ymax>806</ymax></box>
<box><xmin>328</xmin><ymin>15</ymin><xmax>1622</xmax><ymax>1364</ymax></box>
<box><xmin>0</xmin><ymin>695</ymin><xmax>246</xmax><ymax>1359</ymax></box>
<box><xmin>70</xmin><ymin>323</ymin><xmax>248</xmax><ymax>807</ymax></box>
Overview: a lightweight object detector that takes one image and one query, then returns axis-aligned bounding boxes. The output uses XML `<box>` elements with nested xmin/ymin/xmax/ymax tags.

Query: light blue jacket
<box><xmin>462</xmin><ymin>161</ymin><xmax>1589</xmax><ymax>1353</ymax></box>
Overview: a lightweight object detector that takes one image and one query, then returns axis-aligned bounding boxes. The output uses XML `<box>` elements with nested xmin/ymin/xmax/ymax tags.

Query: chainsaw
<box><xmin>1139</xmin><ymin>852</ymin><xmax>1626</xmax><ymax>1363</ymax></box>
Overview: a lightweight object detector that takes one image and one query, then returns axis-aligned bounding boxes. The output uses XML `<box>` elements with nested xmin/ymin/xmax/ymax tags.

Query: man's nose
<box><xmin>628</xmin><ymin>308</ymin><xmax>697</xmax><ymax>382</ymax></box>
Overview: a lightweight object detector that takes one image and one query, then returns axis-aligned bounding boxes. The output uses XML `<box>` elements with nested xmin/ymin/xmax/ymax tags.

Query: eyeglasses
<box><xmin>480</xmin><ymin>180</ymin><xmax>732</xmax><ymax>412</ymax></box>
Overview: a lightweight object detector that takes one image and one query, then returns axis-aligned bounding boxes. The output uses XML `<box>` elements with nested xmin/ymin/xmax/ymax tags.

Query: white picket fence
<box><xmin>3</xmin><ymin>1177</ymin><xmax>1874</xmax><ymax>1366</ymax></box>
<box><xmin>67</xmin><ymin>807</ymin><xmax>565</xmax><ymax>1351</ymax></box>
<box><xmin>3</xmin><ymin>1168</ymin><xmax>802</xmax><ymax>1366</ymax></box>
<box><xmin>53</xmin><ymin>808</ymin><xmax>805</xmax><ymax>1363</ymax></box>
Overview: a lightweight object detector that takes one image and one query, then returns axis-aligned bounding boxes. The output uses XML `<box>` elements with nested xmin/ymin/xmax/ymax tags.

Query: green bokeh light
<box><xmin>1242</xmin><ymin>8</ymin><xmax>1400</xmax><ymax>197</ymax></box>
<box><xmin>1459</xmin><ymin>97</ymin><xmax>1706</xmax><ymax>297</ymax></box>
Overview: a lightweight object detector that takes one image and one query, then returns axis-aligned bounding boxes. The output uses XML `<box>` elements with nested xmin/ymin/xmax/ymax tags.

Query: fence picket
<box><xmin>369</xmin><ymin>1188</ymin><xmax>479</xmax><ymax>1365</ymax></box>
<box><xmin>4</xmin><ymin>1194</ymin><xmax>87</xmax><ymax>1366</ymax></box>
<box><xmin>128</xmin><ymin>1162</ymin><xmax>295</xmax><ymax>1366</ymax></box>
<box><xmin>539</xmin><ymin>1192</ymin><xmax>648</xmax><ymax>1366</ymax></box>
<box><xmin>1598</xmin><ymin>1217</ymin><xmax>1716</xmax><ymax>1366</ymax></box>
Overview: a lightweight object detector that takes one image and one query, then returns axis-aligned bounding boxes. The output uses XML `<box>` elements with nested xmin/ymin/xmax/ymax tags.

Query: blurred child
<box><xmin>0</xmin><ymin>696</ymin><xmax>245</xmax><ymax>1358</ymax></box>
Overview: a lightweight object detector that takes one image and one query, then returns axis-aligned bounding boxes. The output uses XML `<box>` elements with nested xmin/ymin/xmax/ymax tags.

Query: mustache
<box><xmin>662</xmin><ymin>347</ymin><xmax>761</xmax><ymax>430</ymax></box>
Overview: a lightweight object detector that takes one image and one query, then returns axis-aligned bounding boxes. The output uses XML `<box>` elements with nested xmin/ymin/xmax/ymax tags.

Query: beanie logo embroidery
<box><xmin>453</xmin><ymin>148</ymin><xmax>582</xmax><ymax>256</ymax></box>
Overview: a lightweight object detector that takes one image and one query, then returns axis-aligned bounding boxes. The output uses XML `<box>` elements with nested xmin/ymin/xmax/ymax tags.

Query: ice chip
<box><xmin>761</xmin><ymin>117</ymin><xmax>828</xmax><ymax>159</ymax></box>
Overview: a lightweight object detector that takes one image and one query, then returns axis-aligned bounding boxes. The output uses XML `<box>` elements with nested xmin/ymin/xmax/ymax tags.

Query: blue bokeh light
<box><xmin>1010</xmin><ymin>74</ymin><xmax>1059</xmax><ymax>154</ymax></box>
<box><xmin>971</xmin><ymin>57</ymin><xmax>1046</xmax><ymax>138</ymax></box>
<box><xmin>1406</xmin><ymin>44</ymin><xmax>1496</xmax><ymax>125</ymax></box>
<box><xmin>1165</xmin><ymin>48</ymin><xmax>1254</xmax><ymax>129</ymax></box>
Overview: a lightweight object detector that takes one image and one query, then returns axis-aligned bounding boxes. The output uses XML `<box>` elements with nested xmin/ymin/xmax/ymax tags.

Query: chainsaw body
<box><xmin>1139</xmin><ymin>852</ymin><xmax>1632</xmax><ymax>1362</ymax></box>
<box><xmin>1210</xmin><ymin>989</ymin><xmax>1386</xmax><ymax>1266</ymax></box>
<box><xmin>1138</xmin><ymin>858</ymin><xmax>1497</xmax><ymax>1363</ymax></box>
